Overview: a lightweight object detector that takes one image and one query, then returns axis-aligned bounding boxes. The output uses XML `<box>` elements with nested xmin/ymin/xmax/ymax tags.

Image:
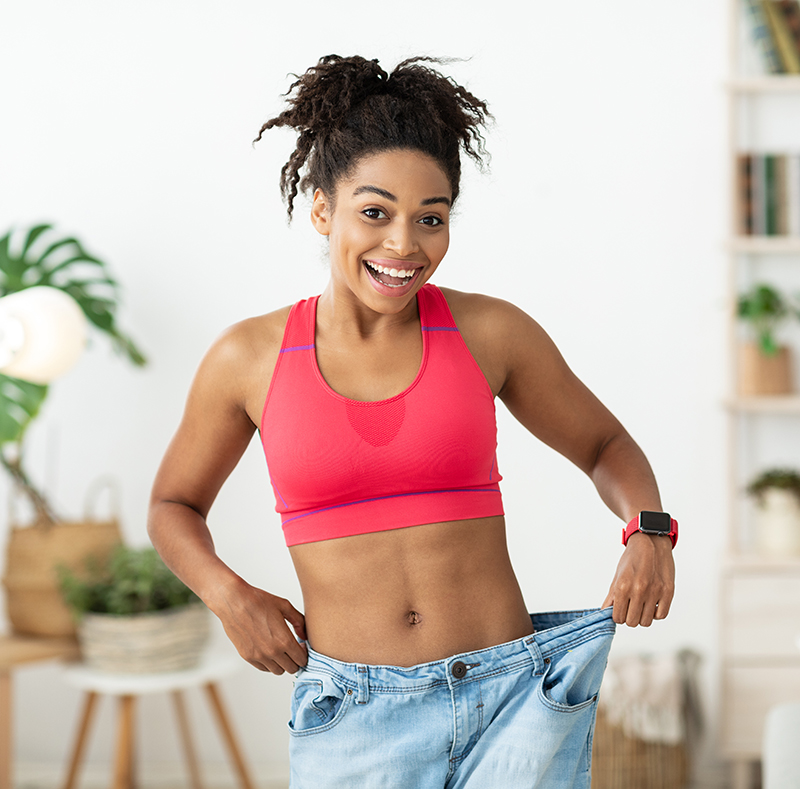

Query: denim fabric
<box><xmin>288</xmin><ymin>607</ymin><xmax>615</xmax><ymax>788</ymax></box>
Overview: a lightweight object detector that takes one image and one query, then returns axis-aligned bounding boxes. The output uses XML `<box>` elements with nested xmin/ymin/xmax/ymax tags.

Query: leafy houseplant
<box><xmin>59</xmin><ymin>545</ymin><xmax>200</xmax><ymax>617</ymax></box>
<box><xmin>59</xmin><ymin>546</ymin><xmax>209</xmax><ymax>673</ymax></box>
<box><xmin>746</xmin><ymin>468</ymin><xmax>800</xmax><ymax>505</ymax></box>
<box><xmin>0</xmin><ymin>223</ymin><xmax>146</xmax><ymax>522</ymax></box>
<box><xmin>737</xmin><ymin>283</ymin><xmax>799</xmax><ymax>396</ymax></box>
<box><xmin>737</xmin><ymin>284</ymin><xmax>798</xmax><ymax>357</ymax></box>
<box><xmin>746</xmin><ymin>468</ymin><xmax>800</xmax><ymax>557</ymax></box>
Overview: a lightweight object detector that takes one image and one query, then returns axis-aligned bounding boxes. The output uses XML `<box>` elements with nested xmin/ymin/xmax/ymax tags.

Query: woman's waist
<box><xmin>301</xmin><ymin>608</ymin><xmax>616</xmax><ymax>677</ymax></box>
<box><xmin>292</xmin><ymin>516</ymin><xmax>527</xmax><ymax>664</ymax></box>
<box><xmin>303</xmin><ymin>598</ymin><xmax>534</xmax><ymax>666</ymax></box>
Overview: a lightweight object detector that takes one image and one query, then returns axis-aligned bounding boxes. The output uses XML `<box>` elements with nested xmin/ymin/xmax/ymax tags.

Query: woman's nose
<box><xmin>383</xmin><ymin>223</ymin><xmax>419</xmax><ymax>256</ymax></box>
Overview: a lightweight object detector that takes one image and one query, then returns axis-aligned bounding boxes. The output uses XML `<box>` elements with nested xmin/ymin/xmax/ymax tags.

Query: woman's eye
<box><xmin>420</xmin><ymin>216</ymin><xmax>444</xmax><ymax>227</ymax></box>
<box><xmin>362</xmin><ymin>208</ymin><xmax>387</xmax><ymax>220</ymax></box>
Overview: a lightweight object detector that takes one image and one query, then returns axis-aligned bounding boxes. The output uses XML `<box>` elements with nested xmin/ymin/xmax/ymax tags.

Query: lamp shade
<box><xmin>0</xmin><ymin>287</ymin><xmax>87</xmax><ymax>383</ymax></box>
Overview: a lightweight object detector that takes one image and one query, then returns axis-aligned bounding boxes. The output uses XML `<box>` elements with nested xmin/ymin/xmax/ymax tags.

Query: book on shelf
<box><xmin>777</xmin><ymin>0</ymin><xmax>800</xmax><ymax>56</ymax></box>
<box><xmin>742</xmin><ymin>0</ymin><xmax>800</xmax><ymax>74</ymax></box>
<box><xmin>735</xmin><ymin>153</ymin><xmax>800</xmax><ymax>236</ymax></box>
<box><xmin>790</xmin><ymin>155</ymin><xmax>800</xmax><ymax>235</ymax></box>
<box><xmin>763</xmin><ymin>0</ymin><xmax>800</xmax><ymax>71</ymax></box>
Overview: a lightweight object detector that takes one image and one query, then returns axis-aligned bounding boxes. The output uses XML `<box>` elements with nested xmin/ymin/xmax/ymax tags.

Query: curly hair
<box><xmin>254</xmin><ymin>55</ymin><xmax>492</xmax><ymax>220</ymax></box>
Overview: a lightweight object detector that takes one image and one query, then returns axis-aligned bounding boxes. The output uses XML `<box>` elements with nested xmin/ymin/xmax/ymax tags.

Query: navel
<box><xmin>406</xmin><ymin>610</ymin><xmax>422</xmax><ymax>626</ymax></box>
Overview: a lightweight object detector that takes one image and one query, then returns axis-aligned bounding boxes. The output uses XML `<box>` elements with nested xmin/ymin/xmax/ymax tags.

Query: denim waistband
<box><xmin>300</xmin><ymin>607</ymin><xmax>615</xmax><ymax>697</ymax></box>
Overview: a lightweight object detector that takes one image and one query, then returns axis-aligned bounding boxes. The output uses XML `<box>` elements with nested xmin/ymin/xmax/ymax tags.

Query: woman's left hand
<box><xmin>601</xmin><ymin>532</ymin><xmax>675</xmax><ymax>627</ymax></box>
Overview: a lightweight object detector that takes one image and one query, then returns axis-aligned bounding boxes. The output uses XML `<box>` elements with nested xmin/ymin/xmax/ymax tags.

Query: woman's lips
<box><xmin>363</xmin><ymin>260</ymin><xmax>422</xmax><ymax>296</ymax></box>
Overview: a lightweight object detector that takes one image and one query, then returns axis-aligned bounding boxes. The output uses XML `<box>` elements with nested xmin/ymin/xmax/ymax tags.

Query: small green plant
<box><xmin>58</xmin><ymin>545</ymin><xmax>199</xmax><ymax>617</ymax></box>
<box><xmin>737</xmin><ymin>283</ymin><xmax>800</xmax><ymax>357</ymax></box>
<box><xmin>746</xmin><ymin>468</ymin><xmax>800</xmax><ymax>506</ymax></box>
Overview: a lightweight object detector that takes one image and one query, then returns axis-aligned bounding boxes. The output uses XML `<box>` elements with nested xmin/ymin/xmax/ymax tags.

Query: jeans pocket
<box><xmin>288</xmin><ymin>675</ymin><xmax>353</xmax><ymax>736</ymax></box>
<box><xmin>537</xmin><ymin>633</ymin><xmax>613</xmax><ymax>714</ymax></box>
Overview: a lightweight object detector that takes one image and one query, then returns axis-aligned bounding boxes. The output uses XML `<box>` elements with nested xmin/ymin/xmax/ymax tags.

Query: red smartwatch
<box><xmin>622</xmin><ymin>511</ymin><xmax>678</xmax><ymax>548</ymax></box>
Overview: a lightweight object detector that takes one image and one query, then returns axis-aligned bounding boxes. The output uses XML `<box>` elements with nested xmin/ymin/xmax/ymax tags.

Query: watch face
<box><xmin>639</xmin><ymin>510</ymin><xmax>671</xmax><ymax>534</ymax></box>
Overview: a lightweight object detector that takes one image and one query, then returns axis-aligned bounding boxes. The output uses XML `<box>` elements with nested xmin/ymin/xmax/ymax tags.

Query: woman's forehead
<box><xmin>339</xmin><ymin>150</ymin><xmax>452</xmax><ymax>201</ymax></box>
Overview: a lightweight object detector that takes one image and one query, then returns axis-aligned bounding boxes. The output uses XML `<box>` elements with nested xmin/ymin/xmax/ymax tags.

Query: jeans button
<box><xmin>451</xmin><ymin>661</ymin><xmax>467</xmax><ymax>679</ymax></box>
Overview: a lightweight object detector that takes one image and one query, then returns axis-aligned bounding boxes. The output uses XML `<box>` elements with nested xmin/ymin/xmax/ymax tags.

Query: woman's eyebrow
<box><xmin>352</xmin><ymin>185</ymin><xmax>451</xmax><ymax>207</ymax></box>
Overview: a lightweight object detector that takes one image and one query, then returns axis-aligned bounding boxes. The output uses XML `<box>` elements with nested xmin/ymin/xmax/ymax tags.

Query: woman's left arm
<box><xmin>454</xmin><ymin>292</ymin><xmax>675</xmax><ymax>627</ymax></box>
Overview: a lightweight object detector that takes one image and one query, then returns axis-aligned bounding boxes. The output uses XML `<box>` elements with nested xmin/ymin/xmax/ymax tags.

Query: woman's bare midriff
<box><xmin>288</xmin><ymin>515</ymin><xmax>534</xmax><ymax>666</ymax></box>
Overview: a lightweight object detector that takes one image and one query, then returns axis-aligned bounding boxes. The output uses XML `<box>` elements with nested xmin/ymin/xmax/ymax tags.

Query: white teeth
<box><xmin>366</xmin><ymin>260</ymin><xmax>416</xmax><ymax>279</ymax></box>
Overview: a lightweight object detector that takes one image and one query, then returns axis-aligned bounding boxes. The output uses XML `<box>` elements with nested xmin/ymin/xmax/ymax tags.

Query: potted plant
<box><xmin>737</xmin><ymin>283</ymin><xmax>798</xmax><ymax>396</ymax></box>
<box><xmin>59</xmin><ymin>545</ymin><xmax>209</xmax><ymax>672</ymax></box>
<box><xmin>746</xmin><ymin>468</ymin><xmax>800</xmax><ymax>557</ymax></box>
<box><xmin>1</xmin><ymin>223</ymin><xmax>146</xmax><ymax>636</ymax></box>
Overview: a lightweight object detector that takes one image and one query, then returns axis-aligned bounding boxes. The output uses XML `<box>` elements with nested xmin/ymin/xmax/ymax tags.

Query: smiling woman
<box><xmin>147</xmin><ymin>54</ymin><xmax>676</xmax><ymax>789</ymax></box>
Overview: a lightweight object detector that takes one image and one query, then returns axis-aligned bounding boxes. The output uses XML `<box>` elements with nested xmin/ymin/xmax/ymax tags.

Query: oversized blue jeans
<box><xmin>288</xmin><ymin>608</ymin><xmax>616</xmax><ymax>788</ymax></box>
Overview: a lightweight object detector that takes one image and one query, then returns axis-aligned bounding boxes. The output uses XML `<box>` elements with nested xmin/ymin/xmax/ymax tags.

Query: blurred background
<box><xmin>0</xmin><ymin>0</ymin><xmax>747</xmax><ymax>786</ymax></box>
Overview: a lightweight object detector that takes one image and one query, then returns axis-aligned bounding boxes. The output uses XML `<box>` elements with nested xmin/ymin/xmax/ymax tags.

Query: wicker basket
<box><xmin>591</xmin><ymin>709</ymin><xmax>690</xmax><ymax>789</ymax></box>
<box><xmin>3</xmin><ymin>517</ymin><xmax>122</xmax><ymax>637</ymax></box>
<box><xmin>77</xmin><ymin>603</ymin><xmax>210</xmax><ymax>673</ymax></box>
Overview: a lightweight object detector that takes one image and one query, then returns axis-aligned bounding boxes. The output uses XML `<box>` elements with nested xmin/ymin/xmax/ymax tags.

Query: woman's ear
<box><xmin>310</xmin><ymin>189</ymin><xmax>331</xmax><ymax>236</ymax></box>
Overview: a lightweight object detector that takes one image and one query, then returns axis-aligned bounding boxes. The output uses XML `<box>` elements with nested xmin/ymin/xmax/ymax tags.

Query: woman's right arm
<box><xmin>147</xmin><ymin>320</ymin><xmax>307</xmax><ymax>675</ymax></box>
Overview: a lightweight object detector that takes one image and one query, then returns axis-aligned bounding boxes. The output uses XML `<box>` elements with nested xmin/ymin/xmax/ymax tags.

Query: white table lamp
<box><xmin>0</xmin><ymin>286</ymin><xmax>87</xmax><ymax>384</ymax></box>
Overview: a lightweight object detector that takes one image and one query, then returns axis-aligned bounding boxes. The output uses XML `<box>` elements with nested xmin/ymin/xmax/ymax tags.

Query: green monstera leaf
<box><xmin>0</xmin><ymin>224</ymin><xmax>146</xmax><ymax>366</ymax></box>
<box><xmin>0</xmin><ymin>375</ymin><xmax>48</xmax><ymax>445</ymax></box>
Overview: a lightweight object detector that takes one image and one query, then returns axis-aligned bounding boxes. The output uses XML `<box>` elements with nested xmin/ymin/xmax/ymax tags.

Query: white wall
<box><xmin>0</xmin><ymin>1</ymin><xmax>728</xmax><ymax>783</ymax></box>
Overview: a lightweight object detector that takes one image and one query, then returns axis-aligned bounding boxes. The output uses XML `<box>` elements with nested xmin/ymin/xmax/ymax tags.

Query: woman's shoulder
<box><xmin>435</xmin><ymin>286</ymin><xmax>537</xmax><ymax>335</ymax></box>
<box><xmin>190</xmin><ymin>304</ymin><xmax>295</xmax><ymax>425</ymax></box>
<box><xmin>196</xmin><ymin>305</ymin><xmax>294</xmax><ymax>388</ymax></box>
<box><xmin>220</xmin><ymin>304</ymin><xmax>294</xmax><ymax>356</ymax></box>
<box><xmin>435</xmin><ymin>287</ymin><xmax>545</xmax><ymax>395</ymax></box>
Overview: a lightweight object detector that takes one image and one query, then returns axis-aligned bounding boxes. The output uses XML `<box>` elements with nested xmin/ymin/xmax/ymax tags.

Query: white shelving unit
<box><xmin>722</xmin><ymin>3</ymin><xmax>800</xmax><ymax>787</ymax></box>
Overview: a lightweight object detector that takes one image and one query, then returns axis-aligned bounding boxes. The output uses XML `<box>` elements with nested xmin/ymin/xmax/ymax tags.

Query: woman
<box><xmin>148</xmin><ymin>55</ymin><xmax>676</xmax><ymax>788</ymax></box>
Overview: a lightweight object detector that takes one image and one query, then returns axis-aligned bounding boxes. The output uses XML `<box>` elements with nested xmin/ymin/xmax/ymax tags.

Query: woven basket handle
<box><xmin>82</xmin><ymin>476</ymin><xmax>121</xmax><ymax>522</ymax></box>
<box><xmin>8</xmin><ymin>475</ymin><xmax>121</xmax><ymax>529</ymax></box>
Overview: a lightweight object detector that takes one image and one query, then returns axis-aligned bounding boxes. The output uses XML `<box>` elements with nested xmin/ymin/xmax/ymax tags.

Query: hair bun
<box><xmin>283</xmin><ymin>55</ymin><xmax>389</xmax><ymax>130</ymax></box>
<box><xmin>256</xmin><ymin>54</ymin><xmax>491</xmax><ymax>219</ymax></box>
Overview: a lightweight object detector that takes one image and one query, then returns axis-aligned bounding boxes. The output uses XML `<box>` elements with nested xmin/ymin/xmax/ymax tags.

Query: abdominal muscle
<box><xmin>288</xmin><ymin>515</ymin><xmax>534</xmax><ymax>667</ymax></box>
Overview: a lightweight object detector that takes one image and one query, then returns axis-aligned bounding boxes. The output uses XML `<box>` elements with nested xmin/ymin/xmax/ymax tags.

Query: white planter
<box><xmin>755</xmin><ymin>488</ymin><xmax>800</xmax><ymax>558</ymax></box>
<box><xmin>78</xmin><ymin>603</ymin><xmax>210</xmax><ymax>673</ymax></box>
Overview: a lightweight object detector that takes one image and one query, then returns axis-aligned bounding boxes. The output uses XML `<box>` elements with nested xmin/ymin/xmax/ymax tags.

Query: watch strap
<box><xmin>622</xmin><ymin>513</ymin><xmax>678</xmax><ymax>548</ymax></box>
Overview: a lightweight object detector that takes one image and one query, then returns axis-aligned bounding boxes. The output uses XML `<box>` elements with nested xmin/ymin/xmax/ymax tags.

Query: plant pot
<box><xmin>77</xmin><ymin>603</ymin><xmax>210</xmax><ymax>673</ymax></box>
<box><xmin>738</xmin><ymin>342</ymin><xmax>793</xmax><ymax>396</ymax></box>
<box><xmin>3</xmin><ymin>518</ymin><xmax>122</xmax><ymax>637</ymax></box>
<box><xmin>755</xmin><ymin>488</ymin><xmax>800</xmax><ymax>558</ymax></box>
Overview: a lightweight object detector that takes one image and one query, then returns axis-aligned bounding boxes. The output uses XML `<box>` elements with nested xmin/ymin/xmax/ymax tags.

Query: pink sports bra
<box><xmin>260</xmin><ymin>284</ymin><xmax>503</xmax><ymax>546</ymax></box>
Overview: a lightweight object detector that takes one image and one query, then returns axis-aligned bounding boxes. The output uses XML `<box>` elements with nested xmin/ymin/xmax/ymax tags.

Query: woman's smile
<box><xmin>363</xmin><ymin>258</ymin><xmax>424</xmax><ymax>296</ymax></box>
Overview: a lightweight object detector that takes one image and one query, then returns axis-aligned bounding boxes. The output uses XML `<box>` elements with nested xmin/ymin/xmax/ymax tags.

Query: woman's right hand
<box><xmin>211</xmin><ymin>577</ymin><xmax>308</xmax><ymax>675</ymax></box>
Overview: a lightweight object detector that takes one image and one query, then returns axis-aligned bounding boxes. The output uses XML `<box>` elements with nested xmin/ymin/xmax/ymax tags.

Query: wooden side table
<box><xmin>0</xmin><ymin>634</ymin><xmax>80</xmax><ymax>789</ymax></box>
<box><xmin>61</xmin><ymin>651</ymin><xmax>255</xmax><ymax>789</ymax></box>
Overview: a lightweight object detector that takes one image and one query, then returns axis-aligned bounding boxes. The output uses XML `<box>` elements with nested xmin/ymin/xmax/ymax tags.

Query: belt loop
<box><xmin>356</xmin><ymin>665</ymin><xmax>370</xmax><ymax>705</ymax></box>
<box><xmin>523</xmin><ymin>634</ymin><xmax>546</xmax><ymax>676</ymax></box>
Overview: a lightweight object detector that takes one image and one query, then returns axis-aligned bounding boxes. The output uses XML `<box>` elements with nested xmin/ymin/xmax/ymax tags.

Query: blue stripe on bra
<box><xmin>280</xmin><ymin>344</ymin><xmax>316</xmax><ymax>353</ymax></box>
<box><xmin>422</xmin><ymin>326</ymin><xmax>458</xmax><ymax>332</ymax></box>
<box><xmin>282</xmin><ymin>487</ymin><xmax>498</xmax><ymax>525</ymax></box>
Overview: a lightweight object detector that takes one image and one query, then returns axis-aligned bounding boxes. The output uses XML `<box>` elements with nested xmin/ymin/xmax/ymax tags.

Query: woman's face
<box><xmin>311</xmin><ymin>149</ymin><xmax>452</xmax><ymax>315</ymax></box>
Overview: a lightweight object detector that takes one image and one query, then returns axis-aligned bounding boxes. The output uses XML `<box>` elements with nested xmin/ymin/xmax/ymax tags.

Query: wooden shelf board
<box><xmin>0</xmin><ymin>634</ymin><xmax>79</xmax><ymax>670</ymax></box>
<box><xmin>726</xmin><ymin>237</ymin><xmax>800</xmax><ymax>254</ymax></box>
<box><xmin>724</xmin><ymin>396</ymin><xmax>800</xmax><ymax>413</ymax></box>
<box><xmin>722</xmin><ymin>554</ymin><xmax>800</xmax><ymax>572</ymax></box>
<box><xmin>728</xmin><ymin>76</ymin><xmax>800</xmax><ymax>93</ymax></box>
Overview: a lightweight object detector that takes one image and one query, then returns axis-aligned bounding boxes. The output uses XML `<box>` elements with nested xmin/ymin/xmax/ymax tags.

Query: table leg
<box><xmin>0</xmin><ymin>671</ymin><xmax>11</xmax><ymax>789</ymax></box>
<box><xmin>204</xmin><ymin>682</ymin><xmax>255</xmax><ymax>789</ymax></box>
<box><xmin>62</xmin><ymin>691</ymin><xmax>99</xmax><ymax>789</ymax></box>
<box><xmin>172</xmin><ymin>690</ymin><xmax>203</xmax><ymax>789</ymax></box>
<box><xmin>113</xmin><ymin>695</ymin><xmax>136</xmax><ymax>789</ymax></box>
<box><xmin>731</xmin><ymin>758</ymin><xmax>756</xmax><ymax>789</ymax></box>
